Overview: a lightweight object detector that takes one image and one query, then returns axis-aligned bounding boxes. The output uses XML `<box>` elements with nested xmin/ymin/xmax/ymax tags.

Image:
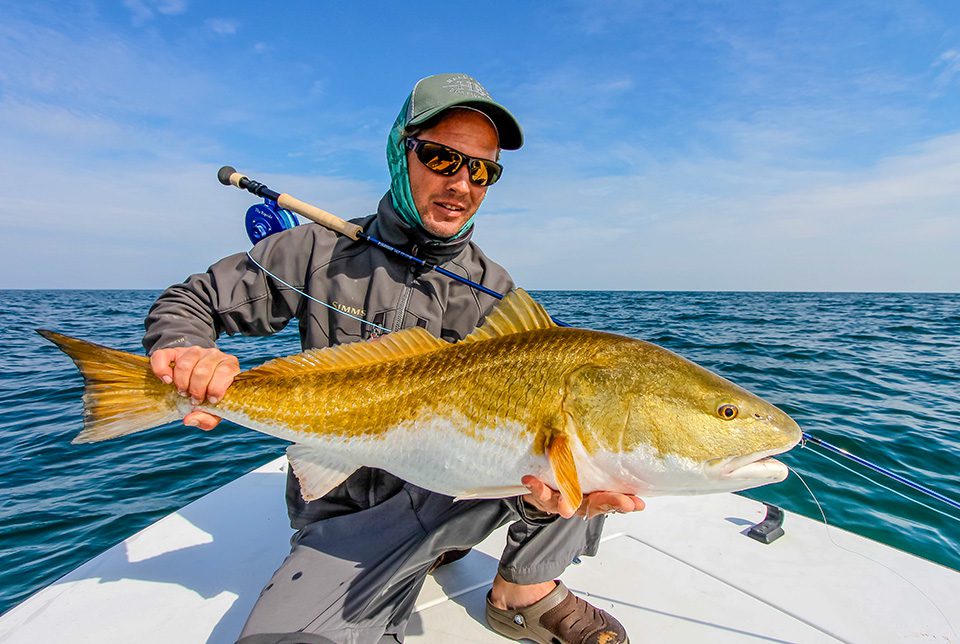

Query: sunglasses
<box><xmin>405</xmin><ymin>137</ymin><xmax>503</xmax><ymax>187</ymax></box>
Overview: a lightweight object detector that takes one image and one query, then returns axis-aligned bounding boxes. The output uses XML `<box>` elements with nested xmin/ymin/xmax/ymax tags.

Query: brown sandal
<box><xmin>485</xmin><ymin>580</ymin><xmax>628</xmax><ymax>644</ymax></box>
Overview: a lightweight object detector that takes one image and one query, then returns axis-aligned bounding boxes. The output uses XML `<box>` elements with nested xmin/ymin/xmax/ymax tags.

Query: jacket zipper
<box><xmin>392</xmin><ymin>245</ymin><xmax>417</xmax><ymax>332</ymax></box>
<box><xmin>393</xmin><ymin>280</ymin><xmax>413</xmax><ymax>332</ymax></box>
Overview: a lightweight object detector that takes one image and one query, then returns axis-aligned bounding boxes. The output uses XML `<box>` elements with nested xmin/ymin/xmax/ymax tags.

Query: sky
<box><xmin>1</xmin><ymin>1</ymin><xmax>958</xmax><ymax>291</ymax></box>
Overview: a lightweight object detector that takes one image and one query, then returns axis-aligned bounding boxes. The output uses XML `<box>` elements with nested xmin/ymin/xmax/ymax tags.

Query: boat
<box><xmin>0</xmin><ymin>456</ymin><xmax>956</xmax><ymax>643</ymax></box>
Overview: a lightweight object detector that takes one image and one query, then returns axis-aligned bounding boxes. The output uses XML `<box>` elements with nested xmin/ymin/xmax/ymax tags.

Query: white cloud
<box><xmin>933</xmin><ymin>48</ymin><xmax>960</xmax><ymax>89</ymax></box>
<box><xmin>206</xmin><ymin>19</ymin><xmax>239</xmax><ymax>36</ymax></box>
<box><xmin>156</xmin><ymin>0</ymin><xmax>188</xmax><ymax>15</ymax></box>
<box><xmin>123</xmin><ymin>0</ymin><xmax>187</xmax><ymax>26</ymax></box>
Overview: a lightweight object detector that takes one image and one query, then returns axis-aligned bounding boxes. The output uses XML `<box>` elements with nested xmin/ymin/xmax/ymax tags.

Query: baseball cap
<box><xmin>405</xmin><ymin>73</ymin><xmax>523</xmax><ymax>150</ymax></box>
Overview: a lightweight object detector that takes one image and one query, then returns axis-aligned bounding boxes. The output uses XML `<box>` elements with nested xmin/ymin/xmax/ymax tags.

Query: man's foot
<box><xmin>485</xmin><ymin>580</ymin><xmax>628</xmax><ymax>644</ymax></box>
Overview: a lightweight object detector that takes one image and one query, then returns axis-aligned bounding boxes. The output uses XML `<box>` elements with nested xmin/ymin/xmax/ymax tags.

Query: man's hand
<box><xmin>522</xmin><ymin>475</ymin><xmax>644</xmax><ymax>519</ymax></box>
<box><xmin>149</xmin><ymin>346</ymin><xmax>241</xmax><ymax>431</ymax></box>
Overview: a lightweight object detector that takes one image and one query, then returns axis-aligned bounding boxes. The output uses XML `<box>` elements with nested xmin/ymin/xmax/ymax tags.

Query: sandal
<box><xmin>485</xmin><ymin>580</ymin><xmax>628</xmax><ymax>644</ymax></box>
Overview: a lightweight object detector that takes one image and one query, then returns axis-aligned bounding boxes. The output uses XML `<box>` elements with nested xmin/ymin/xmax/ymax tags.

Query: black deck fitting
<box><xmin>746</xmin><ymin>503</ymin><xmax>785</xmax><ymax>544</ymax></box>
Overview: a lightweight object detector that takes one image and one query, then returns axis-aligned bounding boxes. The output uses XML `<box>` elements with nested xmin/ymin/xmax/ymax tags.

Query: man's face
<box><xmin>407</xmin><ymin>109</ymin><xmax>500</xmax><ymax>239</ymax></box>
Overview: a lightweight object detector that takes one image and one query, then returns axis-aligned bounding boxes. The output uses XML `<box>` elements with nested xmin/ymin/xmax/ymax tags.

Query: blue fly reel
<box><xmin>245</xmin><ymin>199</ymin><xmax>299</xmax><ymax>244</ymax></box>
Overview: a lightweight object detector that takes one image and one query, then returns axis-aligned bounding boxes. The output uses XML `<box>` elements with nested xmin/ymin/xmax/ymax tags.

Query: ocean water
<box><xmin>1</xmin><ymin>289</ymin><xmax>958</xmax><ymax>614</ymax></box>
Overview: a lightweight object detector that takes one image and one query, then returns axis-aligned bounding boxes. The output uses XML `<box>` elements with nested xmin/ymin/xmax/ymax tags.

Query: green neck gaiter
<box><xmin>387</xmin><ymin>96</ymin><xmax>476</xmax><ymax>241</ymax></box>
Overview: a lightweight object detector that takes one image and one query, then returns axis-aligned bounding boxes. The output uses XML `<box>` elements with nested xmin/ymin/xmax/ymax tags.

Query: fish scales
<box><xmin>216</xmin><ymin>329</ymin><xmax>584</xmax><ymax>442</ymax></box>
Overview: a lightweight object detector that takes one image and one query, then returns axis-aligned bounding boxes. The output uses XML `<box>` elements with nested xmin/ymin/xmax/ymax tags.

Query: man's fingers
<box><xmin>149</xmin><ymin>348</ymin><xmax>178</xmax><ymax>384</ymax></box>
<box><xmin>186</xmin><ymin>352</ymin><xmax>222</xmax><ymax>403</ymax></box>
<box><xmin>557</xmin><ymin>497</ymin><xmax>577</xmax><ymax>519</ymax></box>
<box><xmin>582</xmin><ymin>493</ymin><xmax>646</xmax><ymax>518</ymax></box>
<box><xmin>187</xmin><ymin>352</ymin><xmax>239</xmax><ymax>403</ymax></box>
<box><xmin>521</xmin><ymin>476</ymin><xmax>543</xmax><ymax>501</ymax></box>
<box><xmin>205</xmin><ymin>357</ymin><xmax>241</xmax><ymax>403</ymax></box>
<box><xmin>522</xmin><ymin>476</ymin><xmax>557</xmax><ymax>504</ymax></box>
<box><xmin>520</xmin><ymin>476</ymin><xmax>644</xmax><ymax>520</ymax></box>
<box><xmin>183</xmin><ymin>410</ymin><xmax>222</xmax><ymax>431</ymax></box>
<box><xmin>171</xmin><ymin>347</ymin><xmax>203</xmax><ymax>395</ymax></box>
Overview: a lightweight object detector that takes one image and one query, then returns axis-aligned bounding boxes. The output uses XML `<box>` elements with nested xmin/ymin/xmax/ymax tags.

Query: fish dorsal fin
<box><xmin>462</xmin><ymin>288</ymin><xmax>557</xmax><ymax>344</ymax></box>
<box><xmin>243</xmin><ymin>327</ymin><xmax>447</xmax><ymax>378</ymax></box>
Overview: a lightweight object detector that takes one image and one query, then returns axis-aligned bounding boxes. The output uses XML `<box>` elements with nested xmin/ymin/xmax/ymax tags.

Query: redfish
<box><xmin>39</xmin><ymin>289</ymin><xmax>801</xmax><ymax>509</ymax></box>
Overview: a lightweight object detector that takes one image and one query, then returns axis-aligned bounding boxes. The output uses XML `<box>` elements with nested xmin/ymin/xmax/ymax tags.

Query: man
<box><xmin>144</xmin><ymin>73</ymin><xmax>641</xmax><ymax>644</ymax></box>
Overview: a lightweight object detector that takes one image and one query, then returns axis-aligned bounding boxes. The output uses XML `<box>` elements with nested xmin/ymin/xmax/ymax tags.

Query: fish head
<box><xmin>565</xmin><ymin>336</ymin><xmax>802</xmax><ymax>495</ymax></box>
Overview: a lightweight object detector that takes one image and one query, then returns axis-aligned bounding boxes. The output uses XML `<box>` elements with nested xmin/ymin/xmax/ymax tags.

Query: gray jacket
<box><xmin>143</xmin><ymin>193</ymin><xmax>546</xmax><ymax>528</ymax></box>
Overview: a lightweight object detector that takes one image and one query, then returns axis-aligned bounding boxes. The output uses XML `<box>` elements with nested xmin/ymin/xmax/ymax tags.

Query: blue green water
<box><xmin>1</xmin><ymin>289</ymin><xmax>958</xmax><ymax>614</ymax></box>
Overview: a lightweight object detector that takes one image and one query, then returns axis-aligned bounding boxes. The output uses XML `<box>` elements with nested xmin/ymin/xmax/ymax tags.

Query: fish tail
<box><xmin>37</xmin><ymin>330</ymin><xmax>181</xmax><ymax>443</ymax></box>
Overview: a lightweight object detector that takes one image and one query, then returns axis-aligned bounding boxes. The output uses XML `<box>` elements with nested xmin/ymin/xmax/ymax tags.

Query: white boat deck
<box><xmin>1</xmin><ymin>457</ymin><xmax>957</xmax><ymax>643</ymax></box>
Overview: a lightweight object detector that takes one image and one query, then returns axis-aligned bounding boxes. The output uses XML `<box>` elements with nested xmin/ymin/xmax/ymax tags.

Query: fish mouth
<box><xmin>715</xmin><ymin>445</ymin><xmax>794</xmax><ymax>482</ymax></box>
<box><xmin>724</xmin><ymin>456</ymin><xmax>788</xmax><ymax>483</ymax></box>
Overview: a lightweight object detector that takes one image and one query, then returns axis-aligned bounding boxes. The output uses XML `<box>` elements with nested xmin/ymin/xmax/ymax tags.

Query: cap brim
<box><xmin>408</xmin><ymin>99</ymin><xmax>523</xmax><ymax>150</ymax></box>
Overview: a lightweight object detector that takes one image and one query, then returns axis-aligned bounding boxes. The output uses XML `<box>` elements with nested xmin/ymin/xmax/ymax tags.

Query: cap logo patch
<box><xmin>443</xmin><ymin>75</ymin><xmax>491</xmax><ymax>99</ymax></box>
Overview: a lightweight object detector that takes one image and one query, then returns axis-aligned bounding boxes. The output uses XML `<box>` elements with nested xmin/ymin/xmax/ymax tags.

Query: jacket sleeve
<box><xmin>142</xmin><ymin>226</ymin><xmax>320</xmax><ymax>354</ymax></box>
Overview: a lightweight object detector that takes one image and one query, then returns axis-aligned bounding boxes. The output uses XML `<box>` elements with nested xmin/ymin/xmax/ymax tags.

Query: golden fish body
<box><xmin>40</xmin><ymin>290</ymin><xmax>802</xmax><ymax>508</ymax></box>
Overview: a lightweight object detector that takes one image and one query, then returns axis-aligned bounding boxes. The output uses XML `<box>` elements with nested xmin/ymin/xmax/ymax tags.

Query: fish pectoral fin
<box><xmin>286</xmin><ymin>444</ymin><xmax>358</xmax><ymax>502</ymax></box>
<box><xmin>454</xmin><ymin>486</ymin><xmax>531</xmax><ymax>501</ymax></box>
<box><xmin>547</xmin><ymin>434</ymin><xmax>583</xmax><ymax>514</ymax></box>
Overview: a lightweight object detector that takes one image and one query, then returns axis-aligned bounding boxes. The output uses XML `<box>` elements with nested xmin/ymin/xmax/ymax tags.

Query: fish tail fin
<box><xmin>37</xmin><ymin>329</ymin><xmax>181</xmax><ymax>443</ymax></box>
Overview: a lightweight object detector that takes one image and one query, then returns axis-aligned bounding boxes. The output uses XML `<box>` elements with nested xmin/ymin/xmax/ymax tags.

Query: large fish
<box><xmin>39</xmin><ymin>289</ymin><xmax>801</xmax><ymax>509</ymax></box>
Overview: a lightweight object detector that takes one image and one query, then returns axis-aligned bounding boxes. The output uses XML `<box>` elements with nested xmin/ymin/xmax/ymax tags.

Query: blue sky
<box><xmin>1</xmin><ymin>1</ymin><xmax>958</xmax><ymax>291</ymax></box>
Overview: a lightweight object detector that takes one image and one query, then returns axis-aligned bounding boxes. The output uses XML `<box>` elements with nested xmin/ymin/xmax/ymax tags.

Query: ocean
<box><xmin>1</xmin><ymin>289</ymin><xmax>958</xmax><ymax>614</ymax></box>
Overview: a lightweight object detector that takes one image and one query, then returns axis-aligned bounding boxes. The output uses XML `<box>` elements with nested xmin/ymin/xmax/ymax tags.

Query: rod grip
<box><xmin>277</xmin><ymin>193</ymin><xmax>363</xmax><ymax>240</ymax></box>
<box><xmin>229</xmin><ymin>172</ymin><xmax>246</xmax><ymax>189</ymax></box>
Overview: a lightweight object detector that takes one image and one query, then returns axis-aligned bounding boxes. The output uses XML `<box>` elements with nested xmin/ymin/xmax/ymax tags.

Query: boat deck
<box><xmin>1</xmin><ymin>457</ymin><xmax>956</xmax><ymax>643</ymax></box>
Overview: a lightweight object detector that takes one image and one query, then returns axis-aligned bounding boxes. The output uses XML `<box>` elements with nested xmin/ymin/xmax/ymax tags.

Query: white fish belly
<box><xmin>351</xmin><ymin>417</ymin><xmax>551</xmax><ymax>498</ymax></box>
<box><xmin>216</xmin><ymin>406</ymin><xmax>553</xmax><ymax>498</ymax></box>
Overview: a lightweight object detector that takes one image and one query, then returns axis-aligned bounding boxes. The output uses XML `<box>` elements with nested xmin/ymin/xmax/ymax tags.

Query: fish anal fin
<box><xmin>462</xmin><ymin>289</ymin><xmax>557</xmax><ymax>344</ymax></box>
<box><xmin>454</xmin><ymin>485</ymin><xmax>531</xmax><ymax>501</ymax></box>
<box><xmin>286</xmin><ymin>444</ymin><xmax>358</xmax><ymax>502</ymax></box>
<box><xmin>547</xmin><ymin>434</ymin><xmax>583</xmax><ymax>514</ymax></box>
<box><xmin>242</xmin><ymin>327</ymin><xmax>447</xmax><ymax>379</ymax></box>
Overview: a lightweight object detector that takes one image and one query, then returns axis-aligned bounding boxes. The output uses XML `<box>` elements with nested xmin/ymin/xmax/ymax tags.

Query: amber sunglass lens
<box><xmin>469</xmin><ymin>160</ymin><xmax>500</xmax><ymax>186</ymax></box>
<box><xmin>420</xmin><ymin>143</ymin><xmax>462</xmax><ymax>175</ymax></box>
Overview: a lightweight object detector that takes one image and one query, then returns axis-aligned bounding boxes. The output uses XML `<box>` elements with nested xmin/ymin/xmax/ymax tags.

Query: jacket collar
<box><xmin>370</xmin><ymin>192</ymin><xmax>474</xmax><ymax>266</ymax></box>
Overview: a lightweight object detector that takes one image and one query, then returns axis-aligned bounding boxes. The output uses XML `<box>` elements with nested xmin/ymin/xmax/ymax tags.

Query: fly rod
<box><xmin>217</xmin><ymin>166</ymin><xmax>570</xmax><ymax>326</ymax></box>
<box><xmin>218</xmin><ymin>165</ymin><xmax>960</xmax><ymax>515</ymax></box>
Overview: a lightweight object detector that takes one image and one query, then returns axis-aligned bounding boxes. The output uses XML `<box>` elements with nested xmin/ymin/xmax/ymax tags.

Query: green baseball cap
<box><xmin>405</xmin><ymin>73</ymin><xmax>523</xmax><ymax>150</ymax></box>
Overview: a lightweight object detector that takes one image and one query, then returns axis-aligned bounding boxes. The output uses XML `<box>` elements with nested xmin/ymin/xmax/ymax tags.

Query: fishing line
<box><xmin>787</xmin><ymin>465</ymin><xmax>958</xmax><ymax>640</ymax></box>
<box><xmin>245</xmin><ymin>252</ymin><xmax>392</xmax><ymax>334</ymax></box>
<box><xmin>802</xmin><ymin>444</ymin><xmax>960</xmax><ymax>525</ymax></box>
<box><xmin>802</xmin><ymin>433</ymin><xmax>960</xmax><ymax>512</ymax></box>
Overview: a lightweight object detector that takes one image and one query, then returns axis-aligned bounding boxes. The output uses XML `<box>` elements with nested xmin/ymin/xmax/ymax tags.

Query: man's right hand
<box><xmin>149</xmin><ymin>346</ymin><xmax>241</xmax><ymax>431</ymax></box>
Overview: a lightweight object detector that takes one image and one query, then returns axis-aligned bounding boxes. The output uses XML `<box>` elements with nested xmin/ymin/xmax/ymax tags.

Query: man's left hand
<box><xmin>521</xmin><ymin>475</ymin><xmax>645</xmax><ymax>519</ymax></box>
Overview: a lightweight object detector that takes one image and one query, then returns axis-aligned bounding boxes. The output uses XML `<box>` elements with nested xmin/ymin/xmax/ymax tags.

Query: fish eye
<box><xmin>718</xmin><ymin>404</ymin><xmax>739</xmax><ymax>420</ymax></box>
